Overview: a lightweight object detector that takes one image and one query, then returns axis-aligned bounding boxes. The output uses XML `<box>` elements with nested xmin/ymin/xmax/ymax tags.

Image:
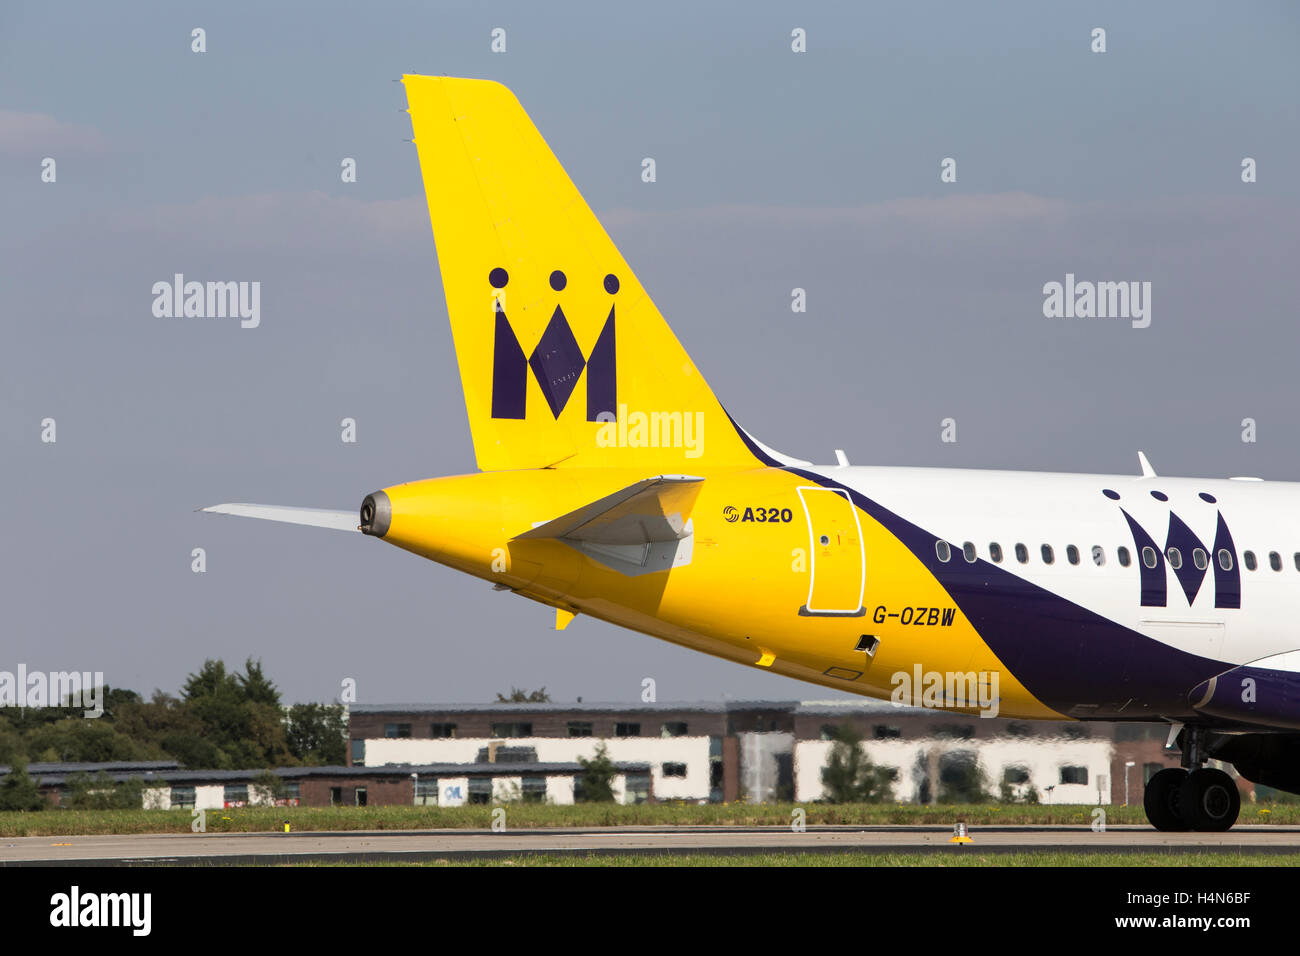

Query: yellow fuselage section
<box><xmin>375</xmin><ymin>468</ymin><xmax>1060</xmax><ymax>720</ymax></box>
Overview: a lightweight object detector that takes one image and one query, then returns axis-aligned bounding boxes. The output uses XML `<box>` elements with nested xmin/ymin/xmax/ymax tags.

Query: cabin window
<box><xmin>1294</xmin><ymin>553</ymin><xmax>1300</xmax><ymax>572</ymax></box>
<box><xmin>989</xmin><ymin>542</ymin><xmax>1003</xmax><ymax>563</ymax></box>
<box><xmin>962</xmin><ymin>541</ymin><xmax>976</xmax><ymax>563</ymax></box>
<box><xmin>1193</xmin><ymin>549</ymin><xmax>1207</xmax><ymax>571</ymax></box>
<box><xmin>1142</xmin><ymin>547</ymin><xmax>1157</xmax><ymax>569</ymax></box>
<box><xmin>1041</xmin><ymin>544</ymin><xmax>1054</xmax><ymax>565</ymax></box>
<box><xmin>1066</xmin><ymin>545</ymin><xmax>1080</xmax><ymax>565</ymax></box>
<box><xmin>1091</xmin><ymin>545</ymin><xmax>1105</xmax><ymax>566</ymax></box>
<box><xmin>1015</xmin><ymin>543</ymin><xmax>1029</xmax><ymax>564</ymax></box>
<box><xmin>1244</xmin><ymin>550</ymin><xmax>1257</xmax><ymax>571</ymax></box>
<box><xmin>1117</xmin><ymin>546</ymin><xmax>1131</xmax><ymax>567</ymax></box>
<box><xmin>1166</xmin><ymin>548</ymin><xmax>1182</xmax><ymax>570</ymax></box>
<box><xmin>935</xmin><ymin>540</ymin><xmax>951</xmax><ymax>563</ymax></box>
<box><xmin>1218</xmin><ymin>549</ymin><xmax>1233</xmax><ymax>571</ymax></box>
<box><xmin>1270</xmin><ymin>551</ymin><xmax>1282</xmax><ymax>571</ymax></box>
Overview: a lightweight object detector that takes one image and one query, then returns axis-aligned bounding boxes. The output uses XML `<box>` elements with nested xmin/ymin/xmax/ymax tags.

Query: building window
<box><xmin>1218</xmin><ymin>549</ymin><xmax>1233</xmax><ymax>571</ymax></box>
<box><xmin>1066</xmin><ymin>544</ymin><xmax>1080</xmax><ymax>565</ymax></box>
<box><xmin>1117</xmin><ymin>546</ymin><xmax>1131</xmax><ymax>567</ymax></box>
<box><xmin>521</xmin><ymin>776</ymin><xmax>548</xmax><ymax>803</ymax></box>
<box><xmin>1041</xmin><ymin>544</ymin><xmax>1054</xmax><ymax>565</ymax></box>
<box><xmin>1270</xmin><ymin>551</ymin><xmax>1283</xmax><ymax>571</ymax></box>
<box><xmin>414</xmin><ymin>778</ymin><xmax>439</xmax><ymax>806</ymax></box>
<box><xmin>1002</xmin><ymin>765</ymin><xmax>1030</xmax><ymax>785</ymax></box>
<box><xmin>430</xmin><ymin>723</ymin><xmax>457</xmax><ymax>738</ymax></box>
<box><xmin>1244</xmin><ymin>550</ymin><xmax>1257</xmax><ymax>571</ymax></box>
<box><xmin>280</xmin><ymin>782</ymin><xmax>300</xmax><ymax>805</ymax></box>
<box><xmin>491</xmin><ymin>722</ymin><xmax>533</xmax><ymax>738</ymax></box>
<box><xmin>329</xmin><ymin>786</ymin><xmax>342</xmax><ymax>805</ymax></box>
<box><xmin>615</xmin><ymin>722</ymin><xmax>641</xmax><ymax>737</ymax></box>
<box><xmin>873</xmin><ymin>725</ymin><xmax>901</xmax><ymax>740</ymax></box>
<box><xmin>355</xmin><ymin>787</ymin><xmax>367</xmax><ymax>807</ymax></box>
<box><xmin>170</xmin><ymin>786</ymin><xmax>195</xmax><ymax>809</ymax></box>
<box><xmin>624</xmin><ymin>773</ymin><xmax>651</xmax><ymax>804</ymax></box>
<box><xmin>385</xmin><ymin>722</ymin><xmax>412</xmax><ymax>738</ymax></box>
<box><xmin>935</xmin><ymin>540</ymin><xmax>951</xmax><ymax>562</ymax></box>
<box><xmin>350</xmin><ymin>739</ymin><xmax>365</xmax><ymax>766</ymax></box>
<box><xmin>1091</xmin><ymin>545</ymin><xmax>1105</xmax><ymax>566</ymax></box>
<box><xmin>567</xmin><ymin>721</ymin><xmax>593</xmax><ymax>737</ymax></box>
<box><xmin>223</xmin><ymin>784</ymin><xmax>248</xmax><ymax>807</ymax></box>
<box><xmin>1015</xmin><ymin>543</ymin><xmax>1029</xmax><ymax>564</ymax></box>
<box><xmin>661</xmin><ymin>721</ymin><xmax>688</xmax><ymax>737</ymax></box>
<box><xmin>1059</xmin><ymin>766</ymin><xmax>1088</xmax><ymax>785</ymax></box>
<box><xmin>662</xmin><ymin>763</ymin><xmax>687</xmax><ymax>778</ymax></box>
<box><xmin>932</xmin><ymin>723</ymin><xmax>975</xmax><ymax>739</ymax></box>
<box><xmin>467</xmin><ymin>778</ymin><xmax>492</xmax><ymax>804</ymax></box>
<box><xmin>962</xmin><ymin>541</ymin><xmax>976</xmax><ymax>563</ymax></box>
<box><xmin>819</xmin><ymin>725</ymin><xmax>839</xmax><ymax>741</ymax></box>
<box><xmin>989</xmin><ymin>542</ymin><xmax>1003</xmax><ymax>563</ymax></box>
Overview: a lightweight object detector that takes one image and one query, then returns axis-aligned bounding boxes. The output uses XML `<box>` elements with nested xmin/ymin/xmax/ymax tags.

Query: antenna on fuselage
<box><xmin>1137</xmin><ymin>451</ymin><xmax>1157</xmax><ymax>478</ymax></box>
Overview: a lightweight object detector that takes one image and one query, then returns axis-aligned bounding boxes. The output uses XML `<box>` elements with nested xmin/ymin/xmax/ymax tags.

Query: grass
<box><xmin>281</xmin><ymin>850</ymin><xmax>1300</xmax><ymax>867</ymax></box>
<box><xmin>2</xmin><ymin>800</ymin><xmax>1298</xmax><ymax>837</ymax></box>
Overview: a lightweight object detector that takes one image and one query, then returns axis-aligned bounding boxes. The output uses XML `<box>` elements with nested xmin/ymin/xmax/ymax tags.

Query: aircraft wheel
<box><xmin>1143</xmin><ymin>767</ymin><xmax>1189</xmax><ymax>831</ymax></box>
<box><xmin>1179</xmin><ymin>768</ymin><xmax>1240</xmax><ymax>832</ymax></box>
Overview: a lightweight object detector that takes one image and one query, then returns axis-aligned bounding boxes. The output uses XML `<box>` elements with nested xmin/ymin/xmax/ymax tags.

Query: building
<box><xmin>348</xmin><ymin>699</ymin><xmax>1199</xmax><ymax>805</ymax></box>
<box><xmin>6</xmin><ymin>759</ymin><xmax>652</xmax><ymax>809</ymax></box>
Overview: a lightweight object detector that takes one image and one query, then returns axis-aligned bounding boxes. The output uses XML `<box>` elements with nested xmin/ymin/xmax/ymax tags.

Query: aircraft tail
<box><xmin>403</xmin><ymin>75</ymin><xmax>765</xmax><ymax>472</ymax></box>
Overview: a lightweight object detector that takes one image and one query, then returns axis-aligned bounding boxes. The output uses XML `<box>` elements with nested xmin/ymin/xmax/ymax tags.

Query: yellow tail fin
<box><xmin>404</xmin><ymin>75</ymin><xmax>762</xmax><ymax>471</ymax></box>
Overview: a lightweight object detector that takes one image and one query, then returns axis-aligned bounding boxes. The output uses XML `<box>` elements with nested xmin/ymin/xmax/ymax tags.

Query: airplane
<box><xmin>203</xmin><ymin>75</ymin><xmax>1300</xmax><ymax>832</ymax></box>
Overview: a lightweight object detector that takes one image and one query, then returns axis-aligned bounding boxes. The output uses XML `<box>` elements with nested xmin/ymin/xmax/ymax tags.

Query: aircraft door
<box><xmin>797</xmin><ymin>486</ymin><xmax>866</xmax><ymax>616</ymax></box>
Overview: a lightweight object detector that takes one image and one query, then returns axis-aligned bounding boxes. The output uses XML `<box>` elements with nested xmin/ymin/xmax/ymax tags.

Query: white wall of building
<box><xmin>142</xmin><ymin>786</ymin><xmax>170</xmax><ymax>810</ymax></box>
<box><xmin>195</xmin><ymin>784</ymin><xmax>224</xmax><ymax>810</ymax></box>
<box><xmin>546</xmin><ymin>775</ymin><xmax>575</xmax><ymax>805</ymax></box>
<box><xmin>362</xmin><ymin>735</ymin><xmax>711</xmax><ymax>801</ymax></box>
<box><xmin>795</xmin><ymin>738</ymin><xmax>1114</xmax><ymax>804</ymax></box>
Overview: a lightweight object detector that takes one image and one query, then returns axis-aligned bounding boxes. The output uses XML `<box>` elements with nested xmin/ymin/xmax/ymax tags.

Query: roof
<box><xmin>350</xmin><ymin>699</ymin><xmax>932</xmax><ymax>717</ymax></box>
<box><xmin>351</xmin><ymin>700</ymin><xmax>803</xmax><ymax>715</ymax></box>
<box><xmin>21</xmin><ymin>762</ymin><xmax>652</xmax><ymax>786</ymax></box>
<box><xmin>0</xmin><ymin>760</ymin><xmax>178</xmax><ymax>775</ymax></box>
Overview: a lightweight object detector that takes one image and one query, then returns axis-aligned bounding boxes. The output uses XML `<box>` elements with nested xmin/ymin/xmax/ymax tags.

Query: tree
<box><xmin>937</xmin><ymin>751</ymin><xmax>991</xmax><ymax>804</ymax></box>
<box><xmin>0</xmin><ymin>763</ymin><xmax>46</xmax><ymax>811</ymax></box>
<box><xmin>285</xmin><ymin>703</ymin><xmax>347</xmax><ymax>765</ymax></box>
<box><xmin>236</xmin><ymin>659</ymin><xmax>281</xmax><ymax>707</ymax></box>
<box><xmin>62</xmin><ymin>771</ymin><xmax>143</xmax><ymax>810</ymax></box>
<box><xmin>820</xmin><ymin>724</ymin><xmax>893</xmax><ymax>803</ymax></box>
<box><xmin>495</xmin><ymin>687</ymin><xmax>551</xmax><ymax>703</ymax></box>
<box><xmin>576</xmin><ymin>742</ymin><xmax>616</xmax><ymax>802</ymax></box>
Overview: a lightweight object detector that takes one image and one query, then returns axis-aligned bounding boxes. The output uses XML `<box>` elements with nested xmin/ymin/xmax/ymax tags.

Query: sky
<box><xmin>2</xmin><ymin>1</ymin><xmax>1298</xmax><ymax>707</ymax></box>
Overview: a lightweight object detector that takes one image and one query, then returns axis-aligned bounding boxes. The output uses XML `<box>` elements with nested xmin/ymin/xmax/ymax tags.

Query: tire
<box><xmin>1179</xmin><ymin>768</ymin><xmax>1241</xmax><ymax>832</ymax></box>
<box><xmin>1143</xmin><ymin>767</ymin><xmax>1190</xmax><ymax>831</ymax></box>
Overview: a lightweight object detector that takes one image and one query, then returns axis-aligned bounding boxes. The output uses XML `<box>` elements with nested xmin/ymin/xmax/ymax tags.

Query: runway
<box><xmin>4</xmin><ymin>825</ymin><xmax>1300</xmax><ymax>865</ymax></box>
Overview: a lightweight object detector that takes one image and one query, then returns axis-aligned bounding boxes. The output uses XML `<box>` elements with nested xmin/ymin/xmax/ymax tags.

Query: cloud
<box><xmin>0</xmin><ymin>110</ymin><xmax>109</xmax><ymax>154</ymax></box>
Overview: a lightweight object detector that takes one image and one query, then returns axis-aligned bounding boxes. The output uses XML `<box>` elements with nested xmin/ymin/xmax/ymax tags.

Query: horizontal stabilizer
<box><xmin>199</xmin><ymin>503</ymin><xmax>359</xmax><ymax>533</ymax></box>
<box><xmin>514</xmin><ymin>475</ymin><xmax>703</xmax><ymax>545</ymax></box>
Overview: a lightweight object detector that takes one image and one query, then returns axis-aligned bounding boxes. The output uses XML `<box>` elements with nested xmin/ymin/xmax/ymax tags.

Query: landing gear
<box><xmin>1141</xmin><ymin>727</ymin><xmax>1241</xmax><ymax>831</ymax></box>
<box><xmin>1180</xmin><ymin>768</ymin><xmax>1240</xmax><ymax>832</ymax></box>
<box><xmin>1143</xmin><ymin>768</ymin><xmax>1188</xmax><ymax>831</ymax></box>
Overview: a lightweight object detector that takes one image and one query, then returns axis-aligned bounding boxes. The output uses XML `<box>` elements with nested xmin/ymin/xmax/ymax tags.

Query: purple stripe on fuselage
<box><xmin>785</xmin><ymin>467</ymin><xmax>1226</xmax><ymax>719</ymax></box>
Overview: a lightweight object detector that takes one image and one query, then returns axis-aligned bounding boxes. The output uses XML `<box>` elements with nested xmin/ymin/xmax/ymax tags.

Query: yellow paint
<box><xmin>555</xmin><ymin>608</ymin><xmax>576</xmax><ymax>631</ymax></box>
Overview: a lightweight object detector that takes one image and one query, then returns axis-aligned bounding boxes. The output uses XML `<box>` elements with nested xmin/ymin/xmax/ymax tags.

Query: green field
<box><xmin>2</xmin><ymin>801</ymin><xmax>1298</xmax><ymax>837</ymax></box>
<box><xmin>287</xmin><ymin>850</ymin><xmax>1300</xmax><ymax>867</ymax></box>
